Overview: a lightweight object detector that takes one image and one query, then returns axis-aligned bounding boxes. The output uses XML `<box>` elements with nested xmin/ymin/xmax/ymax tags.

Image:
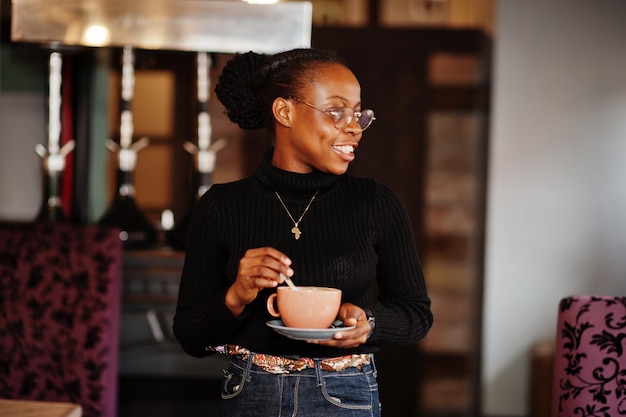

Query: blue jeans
<box><xmin>218</xmin><ymin>354</ymin><xmax>381</xmax><ymax>417</ymax></box>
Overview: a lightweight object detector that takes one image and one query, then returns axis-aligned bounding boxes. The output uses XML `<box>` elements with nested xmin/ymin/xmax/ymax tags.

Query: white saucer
<box><xmin>266</xmin><ymin>320</ymin><xmax>355</xmax><ymax>341</ymax></box>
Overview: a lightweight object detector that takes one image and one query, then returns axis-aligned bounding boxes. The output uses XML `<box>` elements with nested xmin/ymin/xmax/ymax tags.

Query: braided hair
<box><xmin>215</xmin><ymin>48</ymin><xmax>347</xmax><ymax>133</ymax></box>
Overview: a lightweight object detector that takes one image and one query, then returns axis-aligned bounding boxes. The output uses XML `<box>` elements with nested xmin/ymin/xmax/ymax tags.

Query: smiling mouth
<box><xmin>333</xmin><ymin>145</ymin><xmax>355</xmax><ymax>155</ymax></box>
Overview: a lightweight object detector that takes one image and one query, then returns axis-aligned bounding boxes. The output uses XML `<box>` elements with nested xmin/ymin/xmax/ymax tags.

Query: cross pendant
<box><xmin>291</xmin><ymin>226</ymin><xmax>302</xmax><ymax>240</ymax></box>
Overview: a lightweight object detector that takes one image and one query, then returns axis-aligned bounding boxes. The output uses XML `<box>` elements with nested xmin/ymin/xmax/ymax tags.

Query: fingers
<box><xmin>312</xmin><ymin>324</ymin><xmax>369</xmax><ymax>348</ymax></box>
<box><xmin>239</xmin><ymin>247</ymin><xmax>293</xmax><ymax>287</ymax></box>
<box><xmin>227</xmin><ymin>247</ymin><xmax>293</xmax><ymax>315</ymax></box>
<box><xmin>312</xmin><ymin>304</ymin><xmax>370</xmax><ymax>348</ymax></box>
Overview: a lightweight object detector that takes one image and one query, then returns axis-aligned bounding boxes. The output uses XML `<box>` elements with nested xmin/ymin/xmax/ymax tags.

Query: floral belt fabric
<box><xmin>208</xmin><ymin>345</ymin><xmax>371</xmax><ymax>375</ymax></box>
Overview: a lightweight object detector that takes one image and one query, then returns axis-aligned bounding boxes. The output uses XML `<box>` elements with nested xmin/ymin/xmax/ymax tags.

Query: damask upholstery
<box><xmin>551</xmin><ymin>295</ymin><xmax>626</xmax><ymax>417</ymax></box>
<box><xmin>0</xmin><ymin>222</ymin><xmax>122</xmax><ymax>417</ymax></box>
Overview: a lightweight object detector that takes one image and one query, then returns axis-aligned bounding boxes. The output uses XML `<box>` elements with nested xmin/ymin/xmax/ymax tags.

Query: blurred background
<box><xmin>1</xmin><ymin>1</ymin><xmax>626</xmax><ymax>416</ymax></box>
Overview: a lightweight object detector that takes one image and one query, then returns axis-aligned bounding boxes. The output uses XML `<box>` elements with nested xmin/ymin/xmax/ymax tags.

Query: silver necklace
<box><xmin>274</xmin><ymin>190</ymin><xmax>319</xmax><ymax>240</ymax></box>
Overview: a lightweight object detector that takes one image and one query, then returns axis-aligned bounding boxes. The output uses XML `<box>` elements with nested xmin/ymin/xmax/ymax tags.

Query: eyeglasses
<box><xmin>290</xmin><ymin>97</ymin><xmax>376</xmax><ymax>131</ymax></box>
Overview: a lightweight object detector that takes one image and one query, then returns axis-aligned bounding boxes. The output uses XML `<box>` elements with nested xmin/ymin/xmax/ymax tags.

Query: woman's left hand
<box><xmin>312</xmin><ymin>303</ymin><xmax>372</xmax><ymax>348</ymax></box>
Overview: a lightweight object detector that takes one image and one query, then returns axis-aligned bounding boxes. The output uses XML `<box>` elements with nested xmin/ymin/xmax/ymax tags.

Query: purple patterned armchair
<box><xmin>0</xmin><ymin>222</ymin><xmax>123</xmax><ymax>417</ymax></box>
<box><xmin>551</xmin><ymin>295</ymin><xmax>626</xmax><ymax>417</ymax></box>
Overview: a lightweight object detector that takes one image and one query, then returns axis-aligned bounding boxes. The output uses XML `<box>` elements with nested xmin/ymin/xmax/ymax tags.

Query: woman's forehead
<box><xmin>301</xmin><ymin>63</ymin><xmax>361</xmax><ymax>101</ymax></box>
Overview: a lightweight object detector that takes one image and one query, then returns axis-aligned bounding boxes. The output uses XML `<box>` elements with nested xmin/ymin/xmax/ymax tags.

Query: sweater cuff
<box><xmin>363</xmin><ymin>307</ymin><xmax>376</xmax><ymax>339</ymax></box>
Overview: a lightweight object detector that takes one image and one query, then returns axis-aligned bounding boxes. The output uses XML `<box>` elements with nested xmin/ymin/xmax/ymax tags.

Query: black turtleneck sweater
<box><xmin>173</xmin><ymin>148</ymin><xmax>432</xmax><ymax>358</ymax></box>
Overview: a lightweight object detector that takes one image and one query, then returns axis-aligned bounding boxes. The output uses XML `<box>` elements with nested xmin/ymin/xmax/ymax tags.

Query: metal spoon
<box><xmin>280</xmin><ymin>273</ymin><xmax>298</xmax><ymax>290</ymax></box>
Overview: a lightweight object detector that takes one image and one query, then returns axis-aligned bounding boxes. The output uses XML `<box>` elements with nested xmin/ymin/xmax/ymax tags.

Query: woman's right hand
<box><xmin>225</xmin><ymin>247</ymin><xmax>293</xmax><ymax>316</ymax></box>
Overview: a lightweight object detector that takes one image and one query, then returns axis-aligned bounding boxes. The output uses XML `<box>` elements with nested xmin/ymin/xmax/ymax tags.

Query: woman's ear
<box><xmin>272</xmin><ymin>98</ymin><xmax>292</xmax><ymax>128</ymax></box>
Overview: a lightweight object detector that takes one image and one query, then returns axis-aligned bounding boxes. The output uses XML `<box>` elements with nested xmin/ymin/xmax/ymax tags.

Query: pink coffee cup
<box><xmin>267</xmin><ymin>286</ymin><xmax>342</xmax><ymax>329</ymax></box>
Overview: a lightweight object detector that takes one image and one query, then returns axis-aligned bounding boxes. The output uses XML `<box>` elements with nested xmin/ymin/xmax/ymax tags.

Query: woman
<box><xmin>173</xmin><ymin>48</ymin><xmax>433</xmax><ymax>417</ymax></box>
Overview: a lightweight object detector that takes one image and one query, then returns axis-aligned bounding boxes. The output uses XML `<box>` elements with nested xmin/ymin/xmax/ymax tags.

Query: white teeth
<box><xmin>335</xmin><ymin>145</ymin><xmax>354</xmax><ymax>154</ymax></box>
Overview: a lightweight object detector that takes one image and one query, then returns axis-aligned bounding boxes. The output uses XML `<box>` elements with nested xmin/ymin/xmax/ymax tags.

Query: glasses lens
<box><xmin>357</xmin><ymin>109</ymin><xmax>375</xmax><ymax>130</ymax></box>
<box><xmin>333</xmin><ymin>107</ymin><xmax>376</xmax><ymax>131</ymax></box>
<box><xmin>333</xmin><ymin>109</ymin><xmax>347</xmax><ymax>127</ymax></box>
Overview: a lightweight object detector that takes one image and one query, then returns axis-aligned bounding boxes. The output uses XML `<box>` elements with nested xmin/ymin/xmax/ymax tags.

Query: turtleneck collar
<box><xmin>253</xmin><ymin>147</ymin><xmax>341</xmax><ymax>196</ymax></box>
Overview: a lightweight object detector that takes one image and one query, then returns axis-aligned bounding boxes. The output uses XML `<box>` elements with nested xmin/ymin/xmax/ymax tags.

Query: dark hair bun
<box><xmin>215</xmin><ymin>51</ymin><xmax>267</xmax><ymax>130</ymax></box>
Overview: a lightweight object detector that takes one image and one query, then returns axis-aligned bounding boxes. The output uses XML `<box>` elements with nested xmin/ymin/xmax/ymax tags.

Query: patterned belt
<box><xmin>208</xmin><ymin>344</ymin><xmax>371</xmax><ymax>375</ymax></box>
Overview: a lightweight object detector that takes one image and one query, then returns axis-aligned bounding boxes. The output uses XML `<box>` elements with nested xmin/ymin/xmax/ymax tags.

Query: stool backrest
<box><xmin>0</xmin><ymin>222</ymin><xmax>122</xmax><ymax>417</ymax></box>
<box><xmin>551</xmin><ymin>295</ymin><xmax>626</xmax><ymax>416</ymax></box>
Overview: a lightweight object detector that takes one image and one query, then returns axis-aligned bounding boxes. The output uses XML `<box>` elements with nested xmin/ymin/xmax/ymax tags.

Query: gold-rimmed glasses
<box><xmin>290</xmin><ymin>97</ymin><xmax>376</xmax><ymax>131</ymax></box>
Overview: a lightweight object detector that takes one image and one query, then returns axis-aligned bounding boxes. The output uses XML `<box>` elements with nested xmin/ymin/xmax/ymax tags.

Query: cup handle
<box><xmin>267</xmin><ymin>293</ymin><xmax>280</xmax><ymax>318</ymax></box>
